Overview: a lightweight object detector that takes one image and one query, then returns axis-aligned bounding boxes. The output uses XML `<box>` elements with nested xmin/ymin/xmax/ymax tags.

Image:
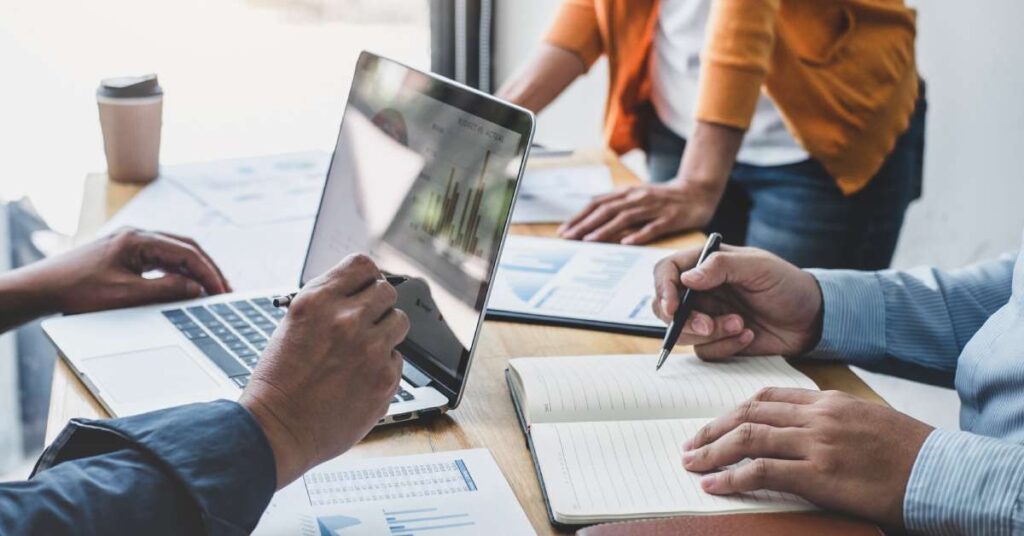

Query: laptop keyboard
<box><xmin>161</xmin><ymin>298</ymin><xmax>415</xmax><ymax>404</ymax></box>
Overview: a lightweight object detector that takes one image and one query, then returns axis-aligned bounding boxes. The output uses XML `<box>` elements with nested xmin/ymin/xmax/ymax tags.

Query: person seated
<box><xmin>651</xmin><ymin>239</ymin><xmax>1024</xmax><ymax>533</ymax></box>
<box><xmin>0</xmin><ymin>228</ymin><xmax>407</xmax><ymax>535</ymax></box>
<box><xmin>500</xmin><ymin>0</ymin><xmax>924</xmax><ymax>269</ymax></box>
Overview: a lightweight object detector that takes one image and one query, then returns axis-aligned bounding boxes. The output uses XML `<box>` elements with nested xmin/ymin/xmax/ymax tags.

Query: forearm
<box><xmin>903</xmin><ymin>429</ymin><xmax>1024</xmax><ymax>533</ymax></box>
<box><xmin>0</xmin><ymin>401</ymin><xmax>277</xmax><ymax>535</ymax></box>
<box><xmin>669</xmin><ymin>121</ymin><xmax>744</xmax><ymax>221</ymax></box>
<box><xmin>0</xmin><ymin>265</ymin><xmax>55</xmax><ymax>333</ymax></box>
<box><xmin>807</xmin><ymin>255</ymin><xmax>1014</xmax><ymax>385</ymax></box>
<box><xmin>497</xmin><ymin>44</ymin><xmax>585</xmax><ymax>114</ymax></box>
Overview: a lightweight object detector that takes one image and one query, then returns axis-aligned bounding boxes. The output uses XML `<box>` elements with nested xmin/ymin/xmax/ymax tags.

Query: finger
<box><xmin>681</xmin><ymin>313</ymin><xmax>745</xmax><ymax>340</ymax></box>
<box><xmin>124</xmin><ymin>274</ymin><xmax>204</xmax><ymax>307</ymax></box>
<box><xmin>154</xmin><ymin>232</ymin><xmax>232</xmax><ymax>292</ymax></box>
<box><xmin>700</xmin><ymin>458</ymin><xmax>811</xmax><ymax>497</ymax></box>
<box><xmin>558</xmin><ymin>188</ymin><xmax>630</xmax><ymax>234</ymax></box>
<box><xmin>684</xmin><ymin>400</ymin><xmax>812</xmax><ymax>451</ymax></box>
<box><xmin>349</xmin><ymin>279</ymin><xmax>400</xmax><ymax>323</ymax></box>
<box><xmin>679</xmin><ymin>250</ymin><xmax>767</xmax><ymax>292</ymax></box>
<box><xmin>317</xmin><ymin>254</ymin><xmax>382</xmax><ymax>296</ymax></box>
<box><xmin>373</xmin><ymin>309</ymin><xmax>411</xmax><ymax>348</ymax></box>
<box><xmin>683</xmin><ymin>423</ymin><xmax>809</xmax><ymax>472</ymax></box>
<box><xmin>620</xmin><ymin>218</ymin><xmax>673</xmax><ymax>245</ymax></box>
<box><xmin>136</xmin><ymin>234</ymin><xmax>228</xmax><ymax>295</ymax></box>
<box><xmin>582</xmin><ymin>207</ymin><xmax>653</xmax><ymax>242</ymax></box>
<box><xmin>561</xmin><ymin>198</ymin><xmax>639</xmax><ymax>241</ymax></box>
<box><xmin>752</xmin><ymin>387</ymin><xmax>824</xmax><ymax>405</ymax></box>
<box><xmin>693</xmin><ymin>329</ymin><xmax>755</xmax><ymax>361</ymax></box>
<box><xmin>653</xmin><ymin>256</ymin><xmax>686</xmax><ymax>322</ymax></box>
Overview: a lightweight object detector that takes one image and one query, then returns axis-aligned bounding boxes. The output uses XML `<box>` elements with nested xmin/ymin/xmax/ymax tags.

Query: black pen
<box><xmin>272</xmin><ymin>275</ymin><xmax>408</xmax><ymax>308</ymax></box>
<box><xmin>656</xmin><ymin>233</ymin><xmax>723</xmax><ymax>371</ymax></box>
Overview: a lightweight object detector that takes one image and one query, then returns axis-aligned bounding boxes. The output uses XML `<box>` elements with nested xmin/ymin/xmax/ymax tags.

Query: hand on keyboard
<box><xmin>238</xmin><ymin>254</ymin><xmax>409</xmax><ymax>489</ymax></box>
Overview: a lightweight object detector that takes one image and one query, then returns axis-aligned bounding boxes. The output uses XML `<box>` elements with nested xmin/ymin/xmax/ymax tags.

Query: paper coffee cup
<box><xmin>97</xmin><ymin>74</ymin><xmax>163</xmax><ymax>183</ymax></box>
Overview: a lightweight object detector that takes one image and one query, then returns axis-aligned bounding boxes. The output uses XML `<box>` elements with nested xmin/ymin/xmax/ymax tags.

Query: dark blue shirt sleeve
<box><xmin>0</xmin><ymin>400</ymin><xmax>276</xmax><ymax>536</ymax></box>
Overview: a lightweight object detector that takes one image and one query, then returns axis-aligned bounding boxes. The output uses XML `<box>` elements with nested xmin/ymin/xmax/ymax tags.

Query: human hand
<box><xmin>557</xmin><ymin>181</ymin><xmax>720</xmax><ymax>245</ymax></box>
<box><xmin>682</xmin><ymin>388</ymin><xmax>934</xmax><ymax>529</ymax></box>
<box><xmin>20</xmin><ymin>228</ymin><xmax>229</xmax><ymax>315</ymax></box>
<box><xmin>652</xmin><ymin>245</ymin><xmax>823</xmax><ymax>360</ymax></box>
<box><xmin>238</xmin><ymin>254</ymin><xmax>408</xmax><ymax>488</ymax></box>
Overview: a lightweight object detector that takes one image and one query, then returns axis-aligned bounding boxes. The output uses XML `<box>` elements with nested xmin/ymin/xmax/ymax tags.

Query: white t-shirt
<box><xmin>649</xmin><ymin>0</ymin><xmax>808</xmax><ymax>166</ymax></box>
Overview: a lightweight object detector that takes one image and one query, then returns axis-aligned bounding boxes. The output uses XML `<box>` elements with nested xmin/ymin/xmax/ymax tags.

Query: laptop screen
<box><xmin>300</xmin><ymin>52</ymin><xmax>533</xmax><ymax>402</ymax></box>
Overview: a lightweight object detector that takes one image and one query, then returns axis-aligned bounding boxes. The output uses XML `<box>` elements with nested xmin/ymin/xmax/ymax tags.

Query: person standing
<box><xmin>500</xmin><ymin>0</ymin><xmax>926</xmax><ymax>269</ymax></box>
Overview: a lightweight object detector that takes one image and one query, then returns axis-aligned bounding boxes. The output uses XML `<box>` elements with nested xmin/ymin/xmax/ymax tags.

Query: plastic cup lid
<box><xmin>97</xmin><ymin>74</ymin><xmax>163</xmax><ymax>99</ymax></box>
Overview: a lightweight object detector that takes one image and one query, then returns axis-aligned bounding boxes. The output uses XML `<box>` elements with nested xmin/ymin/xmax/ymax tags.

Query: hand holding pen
<box><xmin>274</xmin><ymin>275</ymin><xmax>408</xmax><ymax>308</ymax></box>
<box><xmin>655</xmin><ymin>233</ymin><xmax>723</xmax><ymax>370</ymax></box>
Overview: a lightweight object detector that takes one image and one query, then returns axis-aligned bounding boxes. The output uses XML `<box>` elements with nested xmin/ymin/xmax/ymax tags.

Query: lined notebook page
<box><xmin>510</xmin><ymin>355</ymin><xmax>817</xmax><ymax>424</ymax></box>
<box><xmin>532</xmin><ymin>418</ymin><xmax>813</xmax><ymax>522</ymax></box>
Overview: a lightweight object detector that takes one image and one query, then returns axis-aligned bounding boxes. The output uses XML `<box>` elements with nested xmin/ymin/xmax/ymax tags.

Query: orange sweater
<box><xmin>546</xmin><ymin>0</ymin><xmax>918</xmax><ymax>195</ymax></box>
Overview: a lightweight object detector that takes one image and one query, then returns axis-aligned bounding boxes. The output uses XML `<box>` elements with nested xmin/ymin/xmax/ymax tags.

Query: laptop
<box><xmin>42</xmin><ymin>51</ymin><xmax>535</xmax><ymax>423</ymax></box>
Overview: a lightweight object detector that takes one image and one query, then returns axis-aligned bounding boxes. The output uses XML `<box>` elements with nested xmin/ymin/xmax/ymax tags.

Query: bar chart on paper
<box><xmin>253</xmin><ymin>449</ymin><xmax>533</xmax><ymax>536</ymax></box>
<box><xmin>488</xmin><ymin>236</ymin><xmax>671</xmax><ymax>334</ymax></box>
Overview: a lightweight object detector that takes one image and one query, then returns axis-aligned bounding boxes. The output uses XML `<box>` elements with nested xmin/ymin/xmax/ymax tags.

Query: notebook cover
<box><xmin>486</xmin><ymin>309</ymin><xmax>665</xmax><ymax>338</ymax></box>
<box><xmin>575</xmin><ymin>512</ymin><xmax>883</xmax><ymax>536</ymax></box>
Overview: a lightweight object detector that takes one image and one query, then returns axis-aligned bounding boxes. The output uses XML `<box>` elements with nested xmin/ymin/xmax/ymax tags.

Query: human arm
<box><xmin>497</xmin><ymin>44</ymin><xmax>586</xmax><ymax>114</ymax></box>
<box><xmin>557</xmin><ymin>122</ymin><xmax>743</xmax><ymax>244</ymax></box>
<box><xmin>683</xmin><ymin>388</ymin><xmax>1024</xmax><ymax>533</ymax></box>
<box><xmin>650</xmin><ymin>245</ymin><xmax>1014</xmax><ymax>386</ymax></box>
<box><xmin>0</xmin><ymin>253</ymin><xmax>407</xmax><ymax>533</ymax></box>
<box><xmin>497</xmin><ymin>0</ymin><xmax>598</xmax><ymax>113</ymax></box>
<box><xmin>557</xmin><ymin>0</ymin><xmax>781</xmax><ymax>245</ymax></box>
<box><xmin>0</xmin><ymin>228</ymin><xmax>231</xmax><ymax>333</ymax></box>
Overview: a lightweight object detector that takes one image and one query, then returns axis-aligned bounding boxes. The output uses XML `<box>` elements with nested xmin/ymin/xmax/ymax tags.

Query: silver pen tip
<box><xmin>655</xmin><ymin>348</ymin><xmax>671</xmax><ymax>371</ymax></box>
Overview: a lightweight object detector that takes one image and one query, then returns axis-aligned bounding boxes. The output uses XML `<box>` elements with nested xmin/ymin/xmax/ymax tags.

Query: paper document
<box><xmin>98</xmin><ymin>154</ymin><xmax>324</xmax><ymax>291</ymax></box>
<box><xmin>253</xmin><ymin>449</ymin><xmax>534</xmax><ymax>536</ymax></box>
<box><xmin>510</xmin><ymin>165</ymin><xmax>614</xmax><ymax>223</ymax></box>
<box><xmin>165</xmin><ymin>151</ymin><xmax>330</xmax><ymax>226</ymax></box>
<box><xmin>488</xmin><ymin>236</ymin><xmax>671</xmax><ymax>331</ymax></box>
<box><xmin>532</xmin><ymin>418</ymin><xmax>812</xmax><ymax>520</ymax></box>
<box><xmin>510</xmin><ymin>354</ymin><xmax>818</xmax><ymax>423</ymax></box>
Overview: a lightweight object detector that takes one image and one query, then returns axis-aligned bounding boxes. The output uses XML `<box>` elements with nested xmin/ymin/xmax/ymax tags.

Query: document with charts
<box><xmin>506</xmin><ymin>354</ymin><xmax>819</xmax><ymax>526</ymax></box>
<box><xmin>252</xmin><ymin>449</ymin><xmax>533</xmax><ymax>535</ymax></box>
<box><xmin>487</xmin><ymin>236</ymin><xmax>671</xmax><ymax>336</ymax></box>
<box><xmin>510</xmin><ymin>165</ymin><xmax>614</xmax><ymax>224</ymax></box>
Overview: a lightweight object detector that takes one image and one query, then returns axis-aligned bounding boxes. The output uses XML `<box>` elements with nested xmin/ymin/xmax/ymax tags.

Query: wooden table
<box><xmin>46</xmin><ymin>150</ymin><xmax>883</xmax><ymax>535</ymax></box>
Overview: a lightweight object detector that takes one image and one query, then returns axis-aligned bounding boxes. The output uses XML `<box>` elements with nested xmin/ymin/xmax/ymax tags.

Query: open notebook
<box><xmin>506</xmin><ymin>354</ymin><xmax>820</xmax><ymax>526</ymax></box>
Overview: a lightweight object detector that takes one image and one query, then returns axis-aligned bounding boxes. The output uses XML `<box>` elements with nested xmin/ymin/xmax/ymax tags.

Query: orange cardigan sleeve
<box><xmin>696</xmin><ymin>0</ymin><xmax>781</xmax><ymax>130</ymax></box>
<box><xmin>544</xmin><ymin>0</ymin><xmax>605</xmax><ymax>70</ymax></box>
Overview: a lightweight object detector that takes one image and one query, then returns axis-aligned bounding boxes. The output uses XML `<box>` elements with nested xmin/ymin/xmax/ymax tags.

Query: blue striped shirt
<box><xmin>807</xmin><ymin>250</ymin><xmax>1024</xmax><ymax>534</ymax></box>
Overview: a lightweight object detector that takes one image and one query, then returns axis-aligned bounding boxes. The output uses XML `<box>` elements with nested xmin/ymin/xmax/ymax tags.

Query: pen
<box><xmin>655</xmin><ymin>232</ymin><xmax>723</xmax><ymax>371</ymax></box>
<box><xmin>272</xmin><ymin>275</ymin><xmax>408</xmax><ymax>308</ymax></box>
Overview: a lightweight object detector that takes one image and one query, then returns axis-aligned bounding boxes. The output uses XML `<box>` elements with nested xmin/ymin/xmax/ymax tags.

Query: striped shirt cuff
<box><xmin>804</xmin><ymin>269</ymin><xmax>886</xmax><ymax>365</ymax></box>
<box><xmin>905</xmin><ymin>428</ymin><xmax>1024</xmax><ymax>534</ymax></box>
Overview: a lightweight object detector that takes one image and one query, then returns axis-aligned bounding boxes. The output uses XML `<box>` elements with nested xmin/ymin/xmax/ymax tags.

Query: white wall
<box><xmin>494</xmin><ymin>0</ymin><xmax>1024</xmax><ymax>429</ymax></box>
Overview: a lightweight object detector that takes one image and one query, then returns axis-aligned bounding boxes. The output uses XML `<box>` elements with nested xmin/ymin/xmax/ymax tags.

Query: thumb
<box><xmin>129</xmin><ymin>274</ymin><xmax>204</xmax><ymax>306</ymax></box>
<box><xmin>679</xmin><ymin>251</ymin><xmax>760</xmax><ymax>291</ymax></box>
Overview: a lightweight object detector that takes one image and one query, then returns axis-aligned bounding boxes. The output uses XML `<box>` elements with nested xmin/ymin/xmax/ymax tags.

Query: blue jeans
<box><xmin>646</xmin><ymin>94</ymin><xmax>926</xmax><ymax>270</ymax></box>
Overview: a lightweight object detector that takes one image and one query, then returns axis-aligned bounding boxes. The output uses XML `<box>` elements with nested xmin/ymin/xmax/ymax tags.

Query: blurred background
<box><xmin>2</xmin><ymin>0</ymin><xmax>1023</xmax><ymax>478</ymax></box>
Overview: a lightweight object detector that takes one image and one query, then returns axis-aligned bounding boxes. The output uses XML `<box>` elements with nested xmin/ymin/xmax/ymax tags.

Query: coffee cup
<box><xmin>97</xmin><ymin>74</ymin><xmax>163</xmax><ymax>183</ymax></box>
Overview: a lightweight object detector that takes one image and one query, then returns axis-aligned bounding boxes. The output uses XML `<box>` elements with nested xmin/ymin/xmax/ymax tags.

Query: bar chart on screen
<box><xmin>253</xmin><ymin>449</ymin><xmax>533</xmax><ymax>536</ymax></box>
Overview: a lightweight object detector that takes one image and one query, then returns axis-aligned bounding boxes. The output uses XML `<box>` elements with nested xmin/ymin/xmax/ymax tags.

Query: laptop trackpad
<box><xmin>83</xmin><ymin>346</ymin><xmax>221</xmax><ymax>405</ymax></box>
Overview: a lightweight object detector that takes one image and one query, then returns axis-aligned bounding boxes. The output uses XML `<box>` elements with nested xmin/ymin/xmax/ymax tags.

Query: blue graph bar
<box><xmin>454</xmin><ymin>459</ymin><xmax>477</xmax><ymax>491</ymax></box>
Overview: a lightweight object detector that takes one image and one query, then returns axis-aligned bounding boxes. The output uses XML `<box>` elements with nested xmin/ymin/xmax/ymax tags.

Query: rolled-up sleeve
<box><xmin>804</xmin><ymin>255</ymin><xmax>1014</xmax><ymax>386</ymax></box>
<box><xmin>904</xmin><ymin>428</ymin><xmax>1024</xmax><ymax>534</ymax></box>
<box><xmin>0</xmin><ymin>400</ymin><xmax>276</xmax><ymax>536</ymax></box>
